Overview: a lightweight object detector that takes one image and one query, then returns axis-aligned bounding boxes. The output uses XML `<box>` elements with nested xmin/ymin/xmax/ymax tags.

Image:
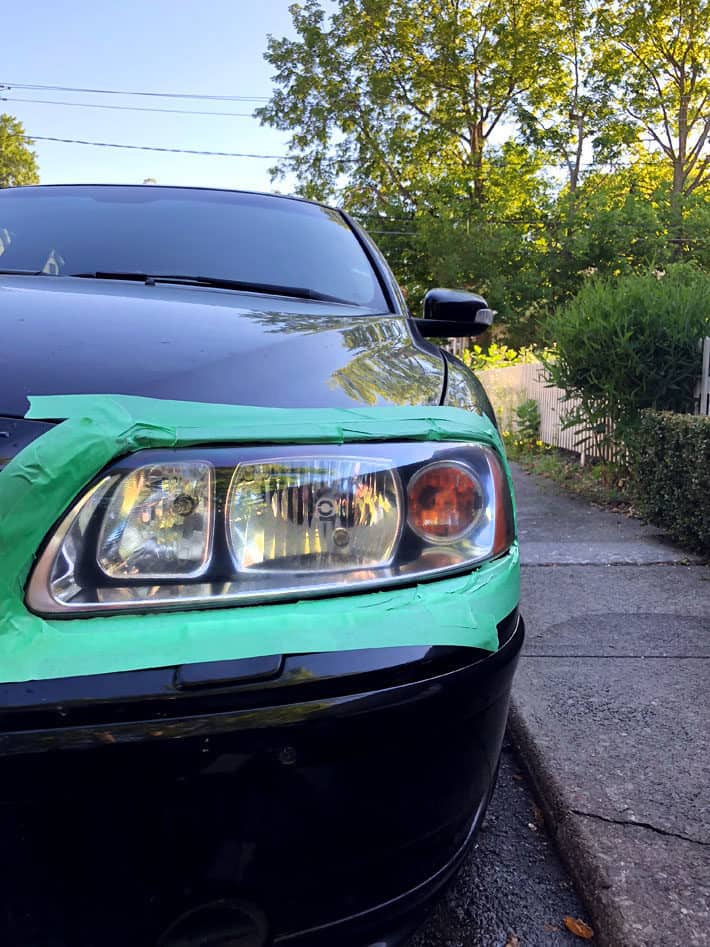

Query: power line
<box><xmin>2</xmin><ymin>96</ymin><xmax>257</xmax><ymax>118</ymax></box>
<box><xmin>357</xmin><ymin>215</ymin><xmax>417</xmax><ymax>222</ymax></box>
<box><xmin>25</xmin><ymin>135</ymin><xmax>285</xmax><ymax>159</ymax></box>
<box><xmin>1</xmin><ymin>81</ymin><xmax>269</xmax><ymax>103</ymax></box>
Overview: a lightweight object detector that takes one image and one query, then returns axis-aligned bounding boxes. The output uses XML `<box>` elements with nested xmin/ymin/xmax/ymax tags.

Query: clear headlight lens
<box><xmin>26</xmin><ymin>443</ymin><xmax>514</xmax><ymax>616</ymax></box>
<box><xmin>97</xmin><ymin>462</ymin><xmax>213</xmax><ymax>579</ymax></box>
<box><xmin>227</xmin><ymin>458</ymin><xmax>401</xmax><ymax>573</ymax></box>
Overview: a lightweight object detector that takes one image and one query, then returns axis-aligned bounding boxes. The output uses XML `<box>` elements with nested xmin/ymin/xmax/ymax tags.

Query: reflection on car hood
<box><xmin>0</xmin><ymin>276</ymin><xmax>444</xmax><ymax>417</ymax></box>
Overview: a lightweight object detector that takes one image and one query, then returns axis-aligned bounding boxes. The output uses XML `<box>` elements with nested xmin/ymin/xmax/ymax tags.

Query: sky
<box><xmin>1</xmin><ymin>0</ymin><xmax>299</xmax><ymax>192</ymax></box>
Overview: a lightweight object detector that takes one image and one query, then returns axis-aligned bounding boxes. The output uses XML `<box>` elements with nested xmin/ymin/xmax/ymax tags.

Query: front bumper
<box><xmin>0</xmin><ymin>610</ymin><xmax>523</xmax><ymax>946</ymax></box>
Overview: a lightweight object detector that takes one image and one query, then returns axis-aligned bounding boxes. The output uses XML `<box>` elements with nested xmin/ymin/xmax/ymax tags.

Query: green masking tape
<box><xmin>0</xmin><ymin>394</ymin><xmax>519</xmax><ymax>684</ymax></box>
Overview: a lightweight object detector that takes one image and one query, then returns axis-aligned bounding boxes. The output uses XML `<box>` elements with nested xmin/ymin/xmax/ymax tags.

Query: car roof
<box><xmin>0</xmin><ymin>182</ymin><xmax>340</xmax><ymax>214</ymax></box>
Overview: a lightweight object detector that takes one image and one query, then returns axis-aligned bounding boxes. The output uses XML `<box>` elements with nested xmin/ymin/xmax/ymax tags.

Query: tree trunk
<box><xmin>472</xmin><ymin>122</ymin><xmax>484</xmax><ymax>204</ymax></box>
<box><xmin>671</xmin><ymin>87</ymin><xmax>690</xmax><ymax>259</ymax></box>
<box><xmin>569</xmin><ymin>113</ymin><xmax>585</xmax><ymax>195</ymax></box>
<box><xmin>470</xmin><ymin>68</ymin><xmax>484</xmax><ymax>205</ymax></box>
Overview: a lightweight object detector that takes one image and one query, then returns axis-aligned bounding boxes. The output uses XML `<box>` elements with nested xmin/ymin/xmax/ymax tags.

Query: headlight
<box><xmin>26</xmin><ymin>442</ymin><xmax>514</xmax><ymax>615</ymax></box>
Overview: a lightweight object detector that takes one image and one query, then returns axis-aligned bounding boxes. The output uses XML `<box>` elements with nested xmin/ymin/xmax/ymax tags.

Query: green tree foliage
<box><xmin>517</xmin><ymin>0</ymin><xmax>614</xmax><ymax>195</ymax></box>
<box><xmin>594</xmin><ymin>0</ymin><xmax>709</xmax><ymax>255</ymax></box>
<box><xmin>0</xmin><ymin>115</ymin><xmax>39</xmax><ymax>187</ymax></box>
<box><xmin>259</xmin><ymin>1</ymin><xmax>709</xmax><ymax>344</ymax></box>
<box><xmin>462</xmin><ymin>342</ymin><xmax>547</xmax><ymax>370</ymax></box>
<box><xmin>594</xmin><ymin>0</ymin><xmax>709</xmax><ymax>203</ymax></box>
<box><xmin>258</xmin><ymin>0</ymin><xmax>568</xmax><ymax>208</ymax></box>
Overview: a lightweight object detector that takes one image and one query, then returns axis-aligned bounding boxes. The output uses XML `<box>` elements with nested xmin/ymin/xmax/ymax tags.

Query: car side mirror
<box><xmin>414</xmin><ymin>288</ymin><xmax>495</xmax><ymax>338</ymax></box>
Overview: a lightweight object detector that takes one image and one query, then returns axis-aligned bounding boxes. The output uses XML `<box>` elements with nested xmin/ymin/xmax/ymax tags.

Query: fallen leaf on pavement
<box><xmin>563</xmin><ymin>916</ymin><xmax>594</xmax><ymax>939</ymax></box>
<box><xmin>504</xmin><ymin>935</ymin><xmax>521</xmax><ymax>947</ymax></box>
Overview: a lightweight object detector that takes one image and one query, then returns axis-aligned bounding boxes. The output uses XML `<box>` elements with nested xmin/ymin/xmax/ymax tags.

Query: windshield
<box><xmin>0</xmin><ymin>186</ymin><xmax>389</xmax><ymax>311</ymax></box>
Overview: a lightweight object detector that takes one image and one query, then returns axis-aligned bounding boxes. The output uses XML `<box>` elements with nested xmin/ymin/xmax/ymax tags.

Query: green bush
<box><xmin>629</xmin><ymin>411</ymin><xmax>710</xmax><ymax>552</ymax></box>
<box><xmin>544</xmin><ymin>265</ymin><xmax>710</xmax><ymax>449</ymax></box>
<box><xmin>462</xmin><ymin>342</ymin><xmax>545</xmax><ymax>372</ymax></box>
<box><xmin>515</xmin><ymin>398</ymin><xmax>541</xmax><ymax>443</ymax></box>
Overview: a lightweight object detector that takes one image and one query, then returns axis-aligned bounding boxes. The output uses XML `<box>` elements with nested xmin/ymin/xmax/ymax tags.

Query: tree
<box><xmin>0</xmin><ymin>114</ymin><xmax>39</xmax><ymax>187</ymax></box>
<box><xmin>376</xmin><ymin>142</ymin><xmax>555</xmax><ymax>345</ymax></box>
<box><xmin>258</xmin><ymin>0</ymin><xmax>709</xmax><ymax>346</ymax></box>
<box><xmin>517</xmin><ymin>0</ymin><xmax>605</xmax><ymax>195</ymax></box>
<box><xmin>259</xmin><ymin>0</ymin><xmax>569</xmax><ymax>210</ymax></box>
<box><xmin>594</xmin><ymin>0</ymin><xmax>710</xmax><ymax>246</ymax></box>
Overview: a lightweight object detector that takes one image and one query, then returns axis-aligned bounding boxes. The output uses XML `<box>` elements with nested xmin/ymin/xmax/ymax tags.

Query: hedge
<box><xmin>630</xmin><ymin>411</ymin><xmax>710</xmax><ymax>553</ymax></box>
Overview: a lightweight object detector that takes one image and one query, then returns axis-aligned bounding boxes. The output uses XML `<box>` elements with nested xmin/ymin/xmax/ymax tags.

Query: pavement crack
<box><xmin>570</xmin><ymin>807</ymin><xmax>710</xmax><ymax>847</ymax></box>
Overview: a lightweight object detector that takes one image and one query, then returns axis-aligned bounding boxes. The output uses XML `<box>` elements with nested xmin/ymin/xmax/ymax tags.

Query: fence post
<box><xmin>697</xmin><ymin>337</ymin><xmax>710</xmax><ymax>417</ymax></box>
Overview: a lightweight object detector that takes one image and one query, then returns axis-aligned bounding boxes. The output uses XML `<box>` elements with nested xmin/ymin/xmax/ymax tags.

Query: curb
<box><xmin>508</xmin><ymin>700</ymin><xmax>635</xmax><ymax>947</ymax></box>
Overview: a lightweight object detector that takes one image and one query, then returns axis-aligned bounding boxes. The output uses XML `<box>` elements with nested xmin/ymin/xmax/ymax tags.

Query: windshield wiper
<box><xmin>69</xmin><ymin>271</ymin><xmax>352</xmax><ymax>304</ymax></box>
<box><xmin>0</xmin><ymin>268</ymin><xmax>48</xmax><ymax>275</ymax></box>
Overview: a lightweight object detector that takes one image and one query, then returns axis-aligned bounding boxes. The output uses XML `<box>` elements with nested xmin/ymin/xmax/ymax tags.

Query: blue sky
<box><xmin>2</xmin><ymin>0</ymin><xmax>298</xmax><ymax>191</ymax></box>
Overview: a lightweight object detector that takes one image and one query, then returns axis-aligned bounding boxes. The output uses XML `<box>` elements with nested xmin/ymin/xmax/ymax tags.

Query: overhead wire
<box><xmin>0</xmin><ymin>81</ymin><xmax>269</xmax><ymax>102</ymax></box>
<box><xmin>4</xmin><ymin>81</ymin><xmax>281</xmax><ymax>160</ymax></box>
<box><xmin>24</xmin><ymin>135</ymin><xmax>286</xmax><ymax>159</ymax></box>
<box><xmin>1</xmin><ymin>96</ymin><xmax>257</xmax><ymax>118</ymax></box>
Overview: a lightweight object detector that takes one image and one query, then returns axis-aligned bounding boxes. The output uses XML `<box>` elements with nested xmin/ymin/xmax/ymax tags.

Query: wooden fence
<box><xmin>695</xmin><ymin>337</ymin><xmax>710</xmax><ymax>416</ymax></box>
<box><xmin>477</xmin><ymin>338</ymin><xmax>710</xmax><ymax>461</ymax></box>
<box><xmin>477</xmin><ymin>362</ymin><xmax>616</xmax><ymax>462</ymax></box>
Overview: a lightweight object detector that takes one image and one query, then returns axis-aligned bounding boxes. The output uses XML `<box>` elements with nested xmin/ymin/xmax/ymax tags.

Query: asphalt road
<box><xmin>408</xmin><ymin>737</ymin><xmax>595</xmax><ymax>947</ymax></box>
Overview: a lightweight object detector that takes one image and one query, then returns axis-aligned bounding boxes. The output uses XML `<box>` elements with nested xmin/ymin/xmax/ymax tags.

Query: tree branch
<box><xmin>642</xmin><ymin>122</ymin><xmax>676</xmax><ymax>160</ymax></box>
<box><xmin>618</xmin><ymin>40</ymin><xmax>675</xmax><ymax>155</ymax></box>
<box><xmin>684</xmin><ymin>153</ymin><xmax>710</xmax><ymax>194</ymax></box>
<box><xmin>684</xmin><ymin>119</ymin><xmax>710</xmax><ymax>176</ymax></box>
<box><xmin>687</xmin><ymin>92</ymin><xmax>709</xmax><ymax>131</ymax></box>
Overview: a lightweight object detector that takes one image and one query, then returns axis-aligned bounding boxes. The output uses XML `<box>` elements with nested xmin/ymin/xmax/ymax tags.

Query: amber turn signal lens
<box><xmin>407</xmin><ymin>462</ymin><xmax>482</xmax><ymax>542</ymax></box>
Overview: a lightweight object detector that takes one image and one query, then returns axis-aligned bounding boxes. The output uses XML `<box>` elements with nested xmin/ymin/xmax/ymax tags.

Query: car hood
<box><xmin>0</xmin><ymin>276</ymin><xmax>444</xmax><ymax>417</ymax></box>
